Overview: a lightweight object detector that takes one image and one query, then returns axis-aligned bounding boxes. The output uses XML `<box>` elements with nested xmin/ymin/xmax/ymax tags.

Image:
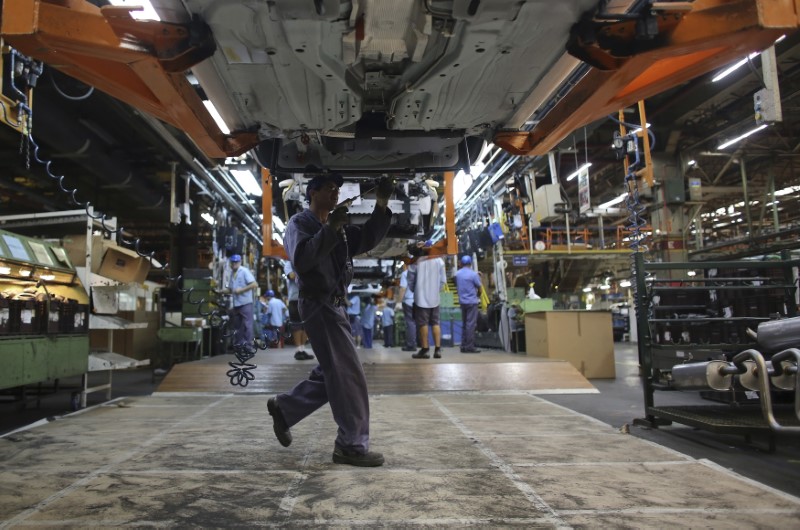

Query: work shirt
<box><xmin>267</xmin><ymin>297</ymin><xmax>288</xmax><ymax>326</ymax></box>
<box><xmin>381</xmin><ymin>305</ymin><xmax>395</xmax><ymax>327</ymax></box>
<box><xmin>284</xmin><ymin>260</ymin><xmax>300</xmax><ymax>301</ymax></box>
<box><xmin>399</xmin><ymin>268</ymin><xmax>414</xmax><ymax>306</ymax></box>
<box><xmin>229</xmin><ymin>266</ymin><xmax>256</xmax><ymax>308</ymax></box>
<box><xmin>454</xmin><ymin>266</ymin><xmax>482</xmax><ymax>305</ymax></box>
<box><xmin>283</xmin><ymin>206</ymin><xmax>393</xmax><ymax>301</ymax></box>
<box><xmin>347</xmin><ymin>295</ymin><xmax>361</xmax><ymax>316</ymax></box>
<box><xmin>408</xmin><ymin>256</ymin><xmax>445</xmax><ymax>308</ymax></box>
<box><xmin>361</xmin><ymin>303</ymin><xmax>376</xmax><ymax>330</ymax></box>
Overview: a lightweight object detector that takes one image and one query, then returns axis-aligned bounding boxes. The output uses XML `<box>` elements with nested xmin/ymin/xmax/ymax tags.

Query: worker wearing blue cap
<box><xmin>454</xmin><ymin>254</ymin><xmax>482</xmax><ymax>353</ymax></box>
<box><xmin>267</xmin><ymin>173</ymin><xmax>395</xmax><ymax>467</ymax></box>
<box><xmin>222</xmin><ymin>254</ymin><xmax>258</xmax><ymax>348</ymax></box>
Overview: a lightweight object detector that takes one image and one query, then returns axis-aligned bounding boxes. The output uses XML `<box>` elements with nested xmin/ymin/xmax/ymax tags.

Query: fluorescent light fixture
<box><xmin>582</xmin><ymin>287</ymin><xmax>592</xmax><ymax>293</ymax></box>
<box><xmin>712</xmin><ymin>52</ymin><xmax>758</xmax><ymax>82</ymax></box>
<box><xmin>107</xmin><ymin>0</ymin><xmax>160</xmax><ymax>21</ymax></box>
<box><xmin>598</xmin><ymin>193</ymin><xmax>627</xmax><ymax>209</ymax></box>
<box><xmin>619</xmin><ymin>280</ymin><xmax>631</xmax><ymax>288</ymax></box>
<box><xmin>39</xmin><ymin>273</ymin><xmax>56</xmax><ymax>281</ymax></box>
<box><xmin>230</xmin><ymin>169</ymin><xmax>262</xmax><ymax>196</ymax></box>
<box><xmin>775</xmin><ymin>185</ymin><xmax>800</xmax><ymax>196</ymax></box>
<box><xmin>687</xmin><ymin>160</ymin><xmax>696</xmax><ymax>166</ymax></box>
<box><xmin>565</xmin><ymin>162</ymin><xmax>592</xmax><ymax>182</ymax></box>
<box><xmin>712</xmin><ymin>35</ymin><xmax>785</xmax><ymax>82</ymax></box>
<box><xmin>717</xmin><ymin>124</ymin><xmax>768</xmax><ymax>150</ymax></box>
<box><xmin>201</xmin><ymin>212</ymin><xmax>216</xmax><ymax>225</ymax></box>
<box><xmin>0</xmin><ymin>266</ymin><xmax>9</xmax><ymax>274</ymax></box>
<box><xmin>19</xmin><ymin>269</ymin><xmax>31</xmax><ymax>277</ymax></box>
<box><xmin>203</xmin><ymin>100</ymin><xmax>230</xmax><ymax>134</ymax></box>
<box><xmin>600</xmin><ymin>284</ymin><xmax>610</xmax><ymax>290</ymax></box>
<box><xmin>687</xmin><ymin>270</ymin><xmax>697</xmax><ymax>277</ymax></box>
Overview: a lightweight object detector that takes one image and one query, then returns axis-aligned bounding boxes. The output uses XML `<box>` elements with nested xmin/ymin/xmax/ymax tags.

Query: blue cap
<box><xmin>305</xmin><ymin>173</ymin><xmax>344</xmax><ymax>200</ymax></box>
<box><xmin>266</xmin><ymin>289</ymin><xmax>274</xmax><ymax>297</ymax></box>
<box><xmin>461</xmin><ymin>255</ymin><xmax>472</xmax><ymax>265</ymax></box>
<box><xmin>229</xmin><ymin>254</ymin><xmax>242</xmax><ymax>263</ymax></box>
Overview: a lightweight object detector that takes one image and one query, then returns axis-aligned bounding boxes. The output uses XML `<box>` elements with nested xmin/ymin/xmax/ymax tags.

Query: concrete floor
<box><xmin>2</xmin><ymin>343</ymin><xmax>800</xmax><ymax>528</ymax></box>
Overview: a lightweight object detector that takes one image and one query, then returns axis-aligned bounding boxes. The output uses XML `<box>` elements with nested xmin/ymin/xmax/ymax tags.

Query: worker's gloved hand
<box><xmin>328</xmin><ymin>205</ymin><xmax>349</xmax><ymax>232</ymax></box>
<box><xmin>375</xmin><ymin>176</ymin><xmax>395</xmax><ymax>207</ymax></box>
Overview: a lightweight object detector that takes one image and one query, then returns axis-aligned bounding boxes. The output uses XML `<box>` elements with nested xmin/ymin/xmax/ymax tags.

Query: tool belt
<box><xmin>300</xmin><ymin>291</ymin><xmax>345</xmax><ymax>307</ymax></box>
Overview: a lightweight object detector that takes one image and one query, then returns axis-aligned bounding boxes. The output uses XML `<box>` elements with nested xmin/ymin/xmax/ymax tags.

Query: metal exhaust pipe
<box><xmin>672</xmin><ymin>361</ymin><xmax>735</xmax><ymax>391</ymax></box>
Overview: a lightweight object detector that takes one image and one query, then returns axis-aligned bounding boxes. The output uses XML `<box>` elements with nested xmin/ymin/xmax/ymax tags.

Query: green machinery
<box><xmin>0</xmin><ymin>228</ymin><xmax>90</xmax><ymax>391</ymax></box>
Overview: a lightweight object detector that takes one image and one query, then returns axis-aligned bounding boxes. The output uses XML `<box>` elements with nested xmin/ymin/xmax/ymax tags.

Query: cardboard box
<box><xmin>62</xmin><ymin>235</ymin><xmax>150</xmax><ymax>284</ymax></box>
<box><xmin>61</xmin><ymin>234</ymin><xmax>106</xmax><ymax>273</ymax></box>
<box><xmin>98</xmin><ymin>245</ymin><xmax>150</xmax><ymax>284</ymax></box>
<box><xmin>524</xmin><ymin>310</ymin><xmax>616</xmax><ymax>378</ymax></box>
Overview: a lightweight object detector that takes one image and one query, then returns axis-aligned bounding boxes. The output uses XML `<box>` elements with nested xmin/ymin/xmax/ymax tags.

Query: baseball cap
<box><xmin>229</xmin><ymin>254</ymin><xmax>242</xmax><ymax>263</ymax></box>
<box><xmin>305</xmin><ymin>173</ymin><xmax>344</xmax><ymax>200</ymax></box>
<box><xmin>461</xmin><ymin>255</ymin><xmax>472</xmax><ymax>265</ymax></box>
<box><xmin>266</xmin><ymin>289</ymin><xmax>275</xmax><ymax>297</ymax></box>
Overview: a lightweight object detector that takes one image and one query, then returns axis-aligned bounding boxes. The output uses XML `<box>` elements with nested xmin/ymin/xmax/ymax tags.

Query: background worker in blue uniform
<box><xmin>397</xmin><ymin>262</ymin><xmax>416</xmax><ymax>352</ymax></box>
<box><xmin>381</xmin><ymin>301</ymin><xmax>395</xmax><ymax>347</ymax></box>
<box><xmin>221</xmin><ymin>254</ymin><xmax>257</xmax><ymax>348</ymax></box>
<box><xmin>284</xmin><ymin>260</ymin><xmax>313</xmax><ymax>360</ymax></box>
<box><xmin>360</xmin><ymin>296</ymin><xmax>376</xmax><ymax>348</ymax></box>
<box><xmin>345</xmin><ymin>291</ymin><xmax>362</xmax><ymax>345</ymax></box>
<box><xmin>267</xmin><ymin>173</ymin><xmax>394</xmax><ymax>467</ymax></box>
<box><xmin>264</xmin><ymin>289</ymin><xmax>288</xmax><ymax>347</ymax></box>
<box><xmin>454</xmin><ymin>255</ymin><xmax>482</xmax><ymax>353</ymax></box>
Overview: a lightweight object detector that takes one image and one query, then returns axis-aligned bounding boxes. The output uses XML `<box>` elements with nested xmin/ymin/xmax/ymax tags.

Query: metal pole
<box><xmin>770</xmin><ymin>168</ymin><xmax>780</xmax><ymax>233</ymax></box>
<box><xmin>739</xmin><ymin>158</ymin><xmax>753</xmax><ymax>237</ymax></box>
<box><xmin>598</xmin><ymin>215</ymin><xmax>605</xmax><ymax>249</ymax></box>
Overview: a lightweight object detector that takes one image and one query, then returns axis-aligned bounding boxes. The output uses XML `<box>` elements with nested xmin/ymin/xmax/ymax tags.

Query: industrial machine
<box><xmin>0</xmin><ymin>228</ymin><xmax>90</xmax><ymax>397</ymax></box>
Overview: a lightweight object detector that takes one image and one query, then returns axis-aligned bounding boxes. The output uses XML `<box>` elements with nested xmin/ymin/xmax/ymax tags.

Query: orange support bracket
<box><xmin>1</xmin><ymin>0</ymin><xmax>257</xmax><ymax>159</ymax></box>
<box><xmin>261</xmin><ymin>167</ymin><xmax>288</xmax><ymax>260</ymax></box>
<box><xmin>494</xmin><ymin>0</ymin><xmax>799</xmax><ymax>156</ymax></box>
<box><xmin>426</xmin><ymin>171</ymin><xmax>458</xmax><ymax>257</ymax></box>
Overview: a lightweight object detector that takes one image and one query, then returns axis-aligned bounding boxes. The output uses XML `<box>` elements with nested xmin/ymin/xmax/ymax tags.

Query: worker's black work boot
<box><xmin>267</xmin><ymin>397</ymin><xmax>292</xmax><ymax>447</ymax></box>
<box><xmin>332</xmin><ymin>446</ymin><xmax>385</xmax><ymax>467</ymax></box>
<box><xmin>433</xmin><ymin>347</ymin><xmax>442</xmax><ymax>359</ymax></box>
<box><xmin>411</xmin><ymin>347</ymin><xmax>430</xmax><ymax>359</ymax></box>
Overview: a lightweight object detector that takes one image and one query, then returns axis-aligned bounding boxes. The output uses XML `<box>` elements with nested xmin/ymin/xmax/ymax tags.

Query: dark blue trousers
<box><xmin>461</xmin><ymin>303</ymin><xmax>479</xmax><ymax>351</ymax></box>
<box><xmin>402</xmin><ymin>303</ymin><xmax>416</xmax><ymax>348</ymax></box>
<box><xmin>232</xmin><ymin>303</ymin><xmax>254</xmax><ymax>347</ymax></box>
<box><xmin>276</xmin><ymin>299</ymin><xmax>370</xmax><ymax>453</ymax></box>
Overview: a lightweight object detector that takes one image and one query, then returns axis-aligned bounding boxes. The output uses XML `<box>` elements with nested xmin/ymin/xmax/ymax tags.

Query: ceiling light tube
<box><xmin>717</xmin><ymin>124</ymin><xmax>768</xmax><ymax>150</ymax></box>
<box><xmin>598</xmin><ymin>193</ymin><xmax>627</xmax><ymax>209</ymax></box>
<box><xmin>230</xmin><ymin>169</ymin><xmax>262</xmax><ymax>196</ymax></box>
<box><xmin>203</xmin><ymin>100</ymin><xmax>231</xmax><ymax>134</ymax></box>
<box><xmin>565</xmin><ymin>162</ymin><xmax>592</xmax><ymax>182</ymax></box>
<box><xmin>107</xmin><ymin>0</ymin><xmax>161</xmax><ymax>21</ymax></box>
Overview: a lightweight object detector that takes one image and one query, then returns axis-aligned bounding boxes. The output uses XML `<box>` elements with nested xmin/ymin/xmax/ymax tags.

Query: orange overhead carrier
<box><xmin>494</xmin><ymin>0</ymin><xmax>800</xmax><ymax>156</ymax></box>
<box><xmin>2</xmin><ymin>0</ymin><xmax>798</xmax><ymax>161</ymax></box>
<box><xmin>0</xmin><ymin>0</ymin><xmax>256</xmax><ymax>159</ymax></box>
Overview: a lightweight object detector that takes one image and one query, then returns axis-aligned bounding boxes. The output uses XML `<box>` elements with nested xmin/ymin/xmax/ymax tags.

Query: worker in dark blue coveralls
<box><xmin>267</xmin><ymin>173</ymin><xmax>394</xmax><ymax>467</ymax></box>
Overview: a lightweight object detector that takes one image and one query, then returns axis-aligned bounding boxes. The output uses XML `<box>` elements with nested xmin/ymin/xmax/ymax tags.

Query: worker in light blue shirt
<box><xmin>223</xmin><ymin>254</ymin><xmax>258</xmax><ymax>347</ymax></box>
<box><xmin>381</xmin><ymin>303</ymin><xmax>395</xmax><ymax>347</ymax></box>
<box><xmin>346</xmin><ymin>292</ymin><xmax>362</xmax><ymax>345</ymax></box>
<box><xmin>454</xmin><ymin>255</ymin><xmax>482</xmax><ymax>353</ymax></box>
<box><xmin>266</xmin><ymin>290</ymin><xmax>288</xmax><ymax>327</ymax></box>
<box><xmin>360</xmin><ymin>297</ymin><xmax>376</xmax><ymax>348</ymax></box>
